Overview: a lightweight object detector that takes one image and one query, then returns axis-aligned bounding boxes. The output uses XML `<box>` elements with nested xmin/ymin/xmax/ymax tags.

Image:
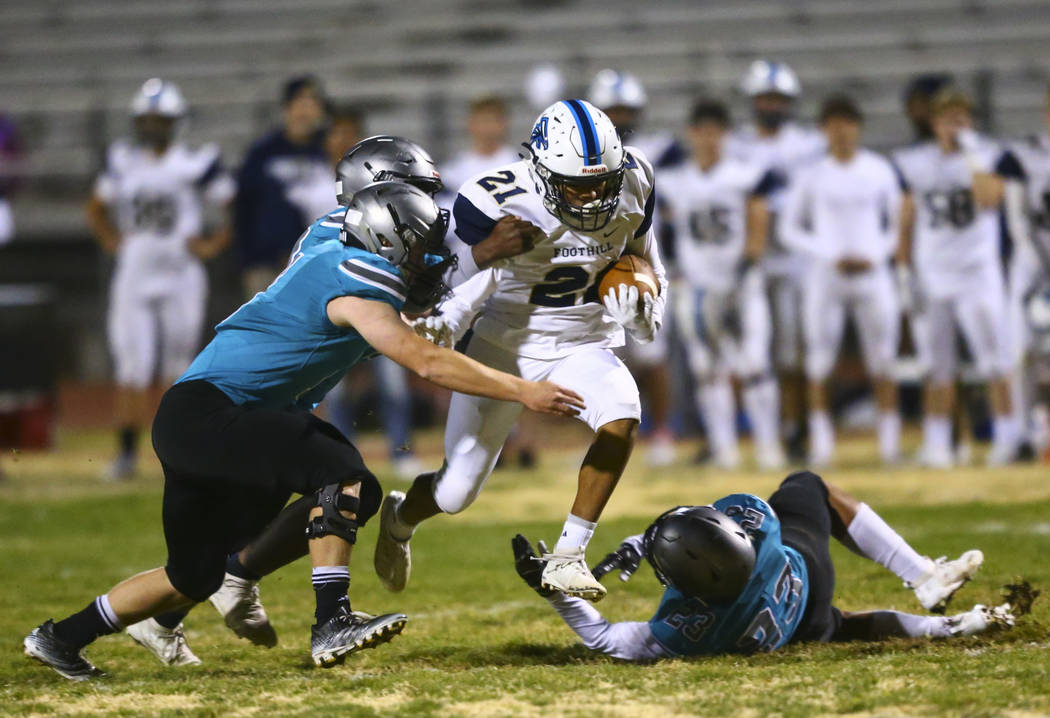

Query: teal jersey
<box><xmin>179</xmin><ymin>207</ymin><xmax>407</xmax><ymax>409</ymax></box>
<box><xmin>648</xmin><ymin>494</ymin><xmax>809</xmax><ymax>656</ymax></box>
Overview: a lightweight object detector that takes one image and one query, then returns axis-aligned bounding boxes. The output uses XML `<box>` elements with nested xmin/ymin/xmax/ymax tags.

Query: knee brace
<box><xmin>305</xmin><ymin>484</ymin><xmax>361</xmax><ymax>545</ymax></box>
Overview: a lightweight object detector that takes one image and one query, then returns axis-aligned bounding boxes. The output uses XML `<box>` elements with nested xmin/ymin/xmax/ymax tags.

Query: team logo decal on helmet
<box><xmin>524</xmin><ymin>99</ymin><xmax>626</xmax><ymax>232</ymax></box>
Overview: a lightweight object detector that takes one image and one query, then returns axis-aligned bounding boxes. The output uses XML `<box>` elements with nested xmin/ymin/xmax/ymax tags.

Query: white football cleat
<box><xmin>646</xmin><ymin>435</ymin><xmax>676</xmax><ymax>467</ymax></box>
<box><xmin>540</xmin><ymin>548</ymin><xmax>607</xmax><ymax>602</ymax></box>
<box><xmin>126</xmin><ymin>619</ymin><xmax>201</xmax><ymax>666</ymax></box>
<box><xmin>947</xmin><ymin>603</ymin><xmax>1016</xmax><ymax>637</ymax></box>
<box><xmin>908</xmin><ymin>550</ymin><xmax>984</xmax><ymax>612</ymax></box>
<box><xmin>756</xmin><ymin>443</ymin><xmax>787</xmax><ymax>471</ymax></box>
<box><xmin>712</xmin><ymin>446</ymin><xmax>740</xmax><ymax>471</ymax></box>
<box><xmin>374</xmin><ymin>491</ymin><xmax>411</xmax><ymax>592</ymax></box>
<box><xmin>102</xmin><ymin>453</ymin><xmax>136</xmax><ymax>482</ymax></box>
<box><xmin>917</xmin><ymin>444</ymin><xmax>953</xmax><ymax>470</ymax></box>
<box><xmin>208</xmin><ymin>574</ymin><xmax>277</xmax><ymax>647</ymax></box>
<box><xmin>986</xmin><ymin>441</ymin><xmax>1020</xmax><ymax>467</ymax></box>
<box><xmin>392</xmin><ymin>454</ymin><xmax>425</xmax><ymax>481</ymax></box>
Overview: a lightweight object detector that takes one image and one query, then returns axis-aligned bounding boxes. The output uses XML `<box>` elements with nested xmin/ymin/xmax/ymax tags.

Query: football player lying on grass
<box><xmin>513</xmin><ymin>471</ymin><xmax>1015</xmax><ymax>660</ymax></box>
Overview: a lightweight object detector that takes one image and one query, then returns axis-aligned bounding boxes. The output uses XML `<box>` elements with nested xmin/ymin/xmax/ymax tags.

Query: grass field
<box><xmin>1</xmin><ymin>428</ymin><xmax>1049</xmax><ymax>717</ymax></box>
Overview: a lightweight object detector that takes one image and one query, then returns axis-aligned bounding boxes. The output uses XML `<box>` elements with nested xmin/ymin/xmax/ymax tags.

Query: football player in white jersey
<box><xmin>1003</xmin><ymin>84</ymin><xmax>1050</xmax><ymax>454</ymax></box>
<box><xmin>378</xmin><ymin>99</ymin><xmax>668</xmax><ymax>601</ymax></box>
<box><xmin>780</xmin><ymin>95</ymin><xmax>903</xmax><ymax>466</ymax></box>
<box><xmin>727</xmin><ymin>60</ymin><xmax>826</xmax><ymax>458</ymax></box>
<box><xmin>588</xmin><ymin>69</ymin><xmax>682</xmax><ymax>467</ymax></box>
<box><xmin>893</xmin><ymin>88</ymin><xmax>1023</xmax><ymax>467</ymax></box>
<box><xmin>661</xmin><ymin>98</ymin><xmax>785</xmax><ymax>470</ymax></box>
<box><xmin>439</xmin><ymin>95</ymin><xmax>541</xmax><ymax>467</ymax></box>
<box><xmin>86</xmin><ymin>78</ymin><xmax>234</xmax><ymax>480</ymax></box>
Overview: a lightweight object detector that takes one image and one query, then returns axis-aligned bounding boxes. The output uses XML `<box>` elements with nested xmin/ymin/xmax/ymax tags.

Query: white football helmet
<box><xmin>130</xmin><ymin>78</ymin><xmax>188</xmax><ymax>118</ymax></box>
<box><xmin>587</xmin><ymin>69</ymin><xmax>648</xmax><ymax>110</ymax></box>
<box><xmin>740</xmin><ymin>60</ymin><xmax>801</xmax><ymax>98</ymax></box>
<box><xmin>525</xmin><ymin>99</ymin><xmax>626</xmax><ymax>232</ymax></box>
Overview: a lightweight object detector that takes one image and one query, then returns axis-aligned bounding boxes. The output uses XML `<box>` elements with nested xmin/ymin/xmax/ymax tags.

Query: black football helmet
<box><xmin>643</xmin><ymin>505</ymin><xmax>756</xmax><ymax>605</ymax></box>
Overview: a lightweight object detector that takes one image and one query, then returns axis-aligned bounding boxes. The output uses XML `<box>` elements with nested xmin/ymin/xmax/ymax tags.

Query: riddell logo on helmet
<box><xmin>579</xmin><ymin>165</ymin><xmax>608</xmax><ymax>175</ymax></box>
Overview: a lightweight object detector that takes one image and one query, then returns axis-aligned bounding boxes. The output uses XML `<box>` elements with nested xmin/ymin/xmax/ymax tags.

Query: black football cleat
<box><xmin>24</xmin><ymin>620</ymin><xmax>105</xmax><ymax>681</ymax></box>
<box><xmin>310</xmin><ymin>606</ymin><xmax>407</xmax><ymax>667</ymax></box>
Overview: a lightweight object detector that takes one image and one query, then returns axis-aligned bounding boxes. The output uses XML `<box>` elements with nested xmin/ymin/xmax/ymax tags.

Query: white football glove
<box><xmin>603</xmin><ymin>284</ymin><xmax>657</xmax><ymax>342</ymax></box>
<box><xmin>411</xmin><ymin>314</ymin><xmax>457</xmax><ymax>348</ymax></box>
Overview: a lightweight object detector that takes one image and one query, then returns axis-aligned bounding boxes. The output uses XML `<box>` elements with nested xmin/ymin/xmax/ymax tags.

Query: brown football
<box><xmin>598</xmin><ymin>254</ymin><xmax>658</xmax><ymax>310</ymax></box>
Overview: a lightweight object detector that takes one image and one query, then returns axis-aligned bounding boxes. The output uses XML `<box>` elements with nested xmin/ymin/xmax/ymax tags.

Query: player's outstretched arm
<box><xmin>85</xmin><ymin>194</ymin><xmax>121</xmax><ymax>253</ymax></box>
<box><xmin>512</xmin><ymin>534</ymin><xmax>668</xmax><ymax>661</ymax></box>
<box><xmin>328</xmin><ymin>296</ymin><xmax>585</xmax><ymax>417</ymax></box>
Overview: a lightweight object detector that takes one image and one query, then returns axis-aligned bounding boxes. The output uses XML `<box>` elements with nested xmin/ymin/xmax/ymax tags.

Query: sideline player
<box><xmin>660</xmin><ymin>98</ymin><xmax>785</xmax><ymax>470</ymax></box>
<box><xmin>728</xmin><ymin>60</ymin><xmax>826</xmax><ymax>458</ymax></box>
<box><xmin>512</xmin><ymin>471</ymin><xmax>1009</xmax><ymax>660</ymax></box>
<box><xmin>780</xmin><ymin>95</ymin><xmax>903</xmax><ymax>466</ymax></box>
<box><xmin>894</xmin><ymin>88</ymin><xmax>1024</xmax><ymax>467</ymax></box>
<box><xmin>589</xmin><ymin>69</ymin><xmax>681</xmax><ymax>466</ymax></box>
<box><xmin>1004</xmin><ymin>85</ymin><xmax>1050</xmax><ymax>453</ymax></box>
<box><xmin>24</xmin><ymin>183</ymin><xmax>585</xmax><ymax>679</ymax></box>
<box><xmin>382</xmin><ymin>99</ymin><xmax>668</xmax><ymax>601</ymax></box>
<box><xmin>86</xmin><ymin>78</ymin><xmax>235</xmax><ymax>480</ymax></box>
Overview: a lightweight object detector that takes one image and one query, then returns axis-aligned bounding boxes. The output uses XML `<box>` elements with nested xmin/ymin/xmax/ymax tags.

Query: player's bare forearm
<box><xmin>896</xmin><ymin>193</ymin><xmax>915</xmax><ymax>265</ymax></box>
<box><xmin>972</xmin><ymin>172</ymin><xmax>1004</xmax><ymax>210</ymax></box>
<box><xmin>327</xmin><ymin>295</ymin><xmax>584</xmax><ymax>416</ymax></box>
<box><xmin>744</xmin><ymin>197</ymin><xmax>769</xmax><ymax>261</ymax></box>
<box><xmin>85</xmin><ymin>195</ymin><xmax>120</xmax><ymax>253</ymax></box>
<box><xmin>190</xmin><ymin>224</ymin><xmax>232</xmax><ymax>260</ymax></box>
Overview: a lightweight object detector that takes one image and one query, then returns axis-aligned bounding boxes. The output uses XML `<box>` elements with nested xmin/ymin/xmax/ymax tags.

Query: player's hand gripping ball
<box><xmin>598</xmin><ymin>254</ymin><xmax>658</xmax><ymax>312</ymax></box>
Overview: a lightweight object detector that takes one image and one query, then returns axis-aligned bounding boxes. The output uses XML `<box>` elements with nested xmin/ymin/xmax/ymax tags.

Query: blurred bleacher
<box><xmin>1</xmin><ymin>0</ymin><xmax>1048</xmax><ymax>379</ymax></box>
<box><xmin>2</xmin><ymin>0</ymin><xmax>1048</xmax><ymax>240</ymax></box>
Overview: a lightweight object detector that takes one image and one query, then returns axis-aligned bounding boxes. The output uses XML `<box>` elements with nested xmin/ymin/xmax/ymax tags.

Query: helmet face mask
<box><xmin>527</xmin><ymin>99</ymin><xmax>626</xmax><ymax>232</ymax></box>
<box><xmin>342</xmin><ymin>182</ymin><xmax>455</xmax><ymax>315</ymax></box>
<box><xmin>534</xmin><ymin>162</ymin><xmax>625</xmax><ymax>232</ymax></box>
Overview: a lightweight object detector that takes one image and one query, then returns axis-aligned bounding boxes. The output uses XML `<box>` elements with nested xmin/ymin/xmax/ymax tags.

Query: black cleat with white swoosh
<box><xmin>24</xmin><ymin>620</ymin><xmax>105</xmax><ymax>681</ymax></box>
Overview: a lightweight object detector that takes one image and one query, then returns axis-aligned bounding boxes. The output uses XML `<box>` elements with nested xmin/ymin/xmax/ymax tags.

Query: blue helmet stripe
<box><xmin>563</xmin><ymin>99</ymin><xmax>601</xmax><ymax>166</ymax></box>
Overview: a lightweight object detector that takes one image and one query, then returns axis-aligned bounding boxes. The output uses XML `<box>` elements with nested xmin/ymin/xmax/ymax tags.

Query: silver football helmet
<box><xmin>335</xmin><ymin>136</ymin><xmax>443</xmax><ymax>205</ymax></box>
<box><xmin>342</xmin><ymin>181</ymin><xmax>454</xmax><ymax>314</ymax></box>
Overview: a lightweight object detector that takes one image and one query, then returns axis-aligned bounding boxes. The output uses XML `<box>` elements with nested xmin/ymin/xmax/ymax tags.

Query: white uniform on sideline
<box><xmin>429</xmin><ymin>147</ymin><xmax>666</xmax><ymax>514</ymax></box>
<box><xmin>727</xmin><ymin>123</ymin><xmax>825</xmax><ymax>372</ymax></box>
<box><xmin>780</xmin><ymin>148</ymin><xmax>902</xmax><ymax>464</ymax></box>
<box><xmin>893</xmin><ymin>138</ymin><xmax>1012</xmax><ymax>385</ymax></box>
<box><xmin>660</xmin><ymin>155</ymin><xmax>784</xmax><ymax>470</ymax></box>
<box><xmin>894</xmin><ymin>135</ymin><xmax>1021</xmax><ymax>464</ymax></box>
<box><xmin>97</xmin><ymin>138</ymin><xmax>235</xmax><ymax>388</ymax></box>
<box><xmin>1004</xmin><ymin>134</ymin><xmax>1050</xmax><ymax>443</ymax></box>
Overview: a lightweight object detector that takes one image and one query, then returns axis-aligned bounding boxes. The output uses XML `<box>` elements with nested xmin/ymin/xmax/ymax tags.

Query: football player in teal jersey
<box><xmin>514</xmin><ymin>472</ymin><xmax>1014</xmax><ymax>660</ymax></box>
<box><xmin>24</xmin><ymin>181</ymin><xmax>585</xmax><ymax>680</ymax></box>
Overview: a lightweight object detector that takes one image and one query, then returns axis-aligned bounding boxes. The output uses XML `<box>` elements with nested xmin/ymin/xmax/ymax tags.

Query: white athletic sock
<box><xmin>1009</xmin><ymin>371</ymin><xmax>1028</xmax><ymax>441</ymax></box>
<box><xmin>868</xmin><ymin>610</ymin><xmax>954</xmax><ymax>638</ymax></box>
<box><xmin>96</xmin><ymin>594</ymin><xmax>124</xmax><ymax>632</ymax></box>
<box><xmin>698</xmin><ymin>379</ymin><xmax>737</xmax><ymax>455</ymax></box>
<box><xmin>877</xmin><ymin>411</ymin><xmax>901</xmax><ymax>464</ymax></box>
<box><xmin>992</xmin><ymin>414</ymin><xmax>1019</xmax><ymax>451</ymax></box>
<box><xmin>922</xmin><ymin>414</ymin><xmax>952</xmax><ymax>455</ymax></box>
<box><xmin>742</xmin><ymin>377</ymin><xmax>780</xmax><ymax>451</ymax></box>
<box><xmin>808</xmin><ymin>410</ymin><xmax>835</xmax><ymax>464</ymax></box>
<box><xmin>554</xmin><ymin>513</ymin><xmax>597</xmax><ymax>553</ymax></box>
<box><xmin>847</xmin><ymin>503</ymin><xmax>931</xmax><ymax>585</ymax></box>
